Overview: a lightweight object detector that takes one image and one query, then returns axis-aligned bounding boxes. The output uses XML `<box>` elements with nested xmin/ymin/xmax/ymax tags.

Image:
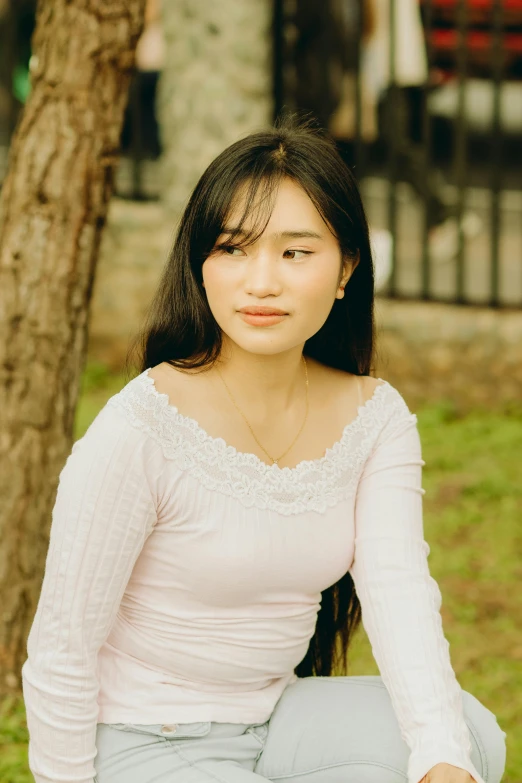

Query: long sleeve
<box><xmin>21</xmin><ymin>404</ymin><xmax>162</xmax><ymax>783</ymax></box>
<box><xmin>349</xmin><ymin>403</ymin><xmax>485</xmax><ymax>783</ymax></box>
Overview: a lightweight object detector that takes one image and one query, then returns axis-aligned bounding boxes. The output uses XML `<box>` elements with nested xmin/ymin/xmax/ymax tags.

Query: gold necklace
<box><xmin>216</xmin><ymin>355</ymin><xmax>309</xmax><ymax>466</ymax></box>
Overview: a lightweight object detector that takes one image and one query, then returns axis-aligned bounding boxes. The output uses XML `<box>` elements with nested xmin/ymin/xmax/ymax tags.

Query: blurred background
<box><xmin>3</xmin><ymin>0</ymin><xmax>522</xmax><ymax>305</ymax></box>
<box><xmin>0</xmin><ymin>1</ymin><xmax>520</xmax><ymax>781</ymax></box>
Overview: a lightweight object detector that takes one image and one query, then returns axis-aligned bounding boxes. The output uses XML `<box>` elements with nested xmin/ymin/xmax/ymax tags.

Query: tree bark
<box><xmin>0</xmin><ymin>0</ymin><xmax>146</xmax><ymax>694</ymax></box>
<box><xmin>157</xmin><ymin>0</ymin><xmax>273</xmax><ymax>218</ymax></box>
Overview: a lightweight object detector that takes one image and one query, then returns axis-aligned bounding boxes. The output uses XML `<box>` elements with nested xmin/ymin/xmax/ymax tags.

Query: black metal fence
<box><xmin>275</xmin><ymin>0</ymin><xmax>522</xmax><ymax>308</ymax></box>
<box><xmin>1</xmin><ymin>0</ymin><xmax>521</xmax><ymax>307</ymax></box>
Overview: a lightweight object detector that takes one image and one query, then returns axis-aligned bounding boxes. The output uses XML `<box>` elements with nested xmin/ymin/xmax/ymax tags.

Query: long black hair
<box><xmin>127</xmin><ymin>113</ymin><xmax>377</xmax><ymax>678</ymax></box>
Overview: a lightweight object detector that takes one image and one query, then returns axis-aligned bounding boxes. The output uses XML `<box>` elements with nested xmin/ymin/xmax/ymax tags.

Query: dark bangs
<box><xmin>186</xmin><ymin>127</ymin><xmax>365</xmax><ymax>284</ymax></box>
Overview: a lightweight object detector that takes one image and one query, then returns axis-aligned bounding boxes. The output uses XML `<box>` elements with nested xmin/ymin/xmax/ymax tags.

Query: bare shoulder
<box><xmin>147</xmin><ymin>361</ymin><xmax>210</xmax><ymax>403</ymax></box>
<box><xmin>309</xmin><ymin>357</ymin><xmax>385</xmax><ymax>403</ymax></box>
<box><xmin>353</xmin><ymin>373</ymin><xmax>386</xmax><ymax>401</ymax></box>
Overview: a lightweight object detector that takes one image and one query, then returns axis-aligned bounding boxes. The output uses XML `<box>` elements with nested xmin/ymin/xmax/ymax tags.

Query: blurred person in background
<box><xmin>294</xmin><ymin>0</ymin><xmax>376</xmax><ymax>143</ymax></box>
<box><xmin>121</xmin><ymin>0</ymin><xmax>164</xmax><ymax>161</ymax></box>
<box><xmin>292</xmin><ymin>0</ymin><xmax>393</xmax><ymax>289</ymax></box>
<box><xmin>327</xmin><ymin>0</ymin><xmax>482</xmax><ymax>265</ymax></box>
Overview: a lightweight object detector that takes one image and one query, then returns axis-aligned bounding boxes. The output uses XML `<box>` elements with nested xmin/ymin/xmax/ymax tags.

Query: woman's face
<box><xmin>201</xmin><ymin>177</ymin><xmax>356</xmax><ymax>357</ymax></box>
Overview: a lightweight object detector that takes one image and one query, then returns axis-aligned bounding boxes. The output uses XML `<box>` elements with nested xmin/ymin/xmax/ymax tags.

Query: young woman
<box><xmin>21</xmin><ymin>117</ymin><xmax>506</xmax><ymax>783</ymax></box>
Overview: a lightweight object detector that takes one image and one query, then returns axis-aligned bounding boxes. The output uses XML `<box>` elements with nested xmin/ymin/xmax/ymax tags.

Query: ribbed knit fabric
<box><xmin>21</xmin><ymin>369</ymin><xmax>485</xmax><ymax>783</ymax></box>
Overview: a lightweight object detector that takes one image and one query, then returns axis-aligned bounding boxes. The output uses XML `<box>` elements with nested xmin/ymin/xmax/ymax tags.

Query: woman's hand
<box><xmin>419</xmin><ymin>763</ymin><xmax>476</xmax><ymax>783</ymax></box>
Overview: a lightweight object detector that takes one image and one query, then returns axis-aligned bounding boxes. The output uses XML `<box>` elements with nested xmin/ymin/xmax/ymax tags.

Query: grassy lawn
<box><xmin>2</xmin><ymin>362</ymin><xmax>520</xmax><ymax>782</ymax></box>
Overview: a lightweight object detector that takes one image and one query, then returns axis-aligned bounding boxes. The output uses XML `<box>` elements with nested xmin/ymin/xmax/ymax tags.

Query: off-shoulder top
<box><xmin>21</xmin><ymin>368</ymin><xmax>485</xmax><ymax>783</ymax></box>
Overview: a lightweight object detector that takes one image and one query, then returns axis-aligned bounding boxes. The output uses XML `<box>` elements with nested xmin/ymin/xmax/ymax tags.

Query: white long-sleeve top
<box><xmin>22</xmin><ymin>368</ymin><xmax>485</xmax><ymax>783</ymax></box>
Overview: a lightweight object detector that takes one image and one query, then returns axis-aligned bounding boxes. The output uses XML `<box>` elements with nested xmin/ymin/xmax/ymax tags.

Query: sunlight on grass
<box><xmin>3</xmin><ymin>362</ymin><xmax>520</xmax><ymax>782</ymax></box>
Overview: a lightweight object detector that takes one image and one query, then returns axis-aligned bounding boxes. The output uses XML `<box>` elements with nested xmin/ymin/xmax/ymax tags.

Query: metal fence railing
<box><xmin>275</xmin><ymin>0</ymin><xmax>522</xmax><ymax>308</ymax></box>
<box><xmin>1</xmin><ymin>0</ymin><xmax>521</xmax><ymax>307</ymax></box>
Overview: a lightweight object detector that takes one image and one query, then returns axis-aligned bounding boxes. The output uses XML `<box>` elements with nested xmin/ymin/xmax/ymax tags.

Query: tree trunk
<box><xmin>157</xmin><ymin>0</ymin><xmax>273</xmax><ymax>218</ymax></box>
<box><xmin>0</xmin><ymin>0</ymin><xmax>146</xmax><ymax>694</ymax></box>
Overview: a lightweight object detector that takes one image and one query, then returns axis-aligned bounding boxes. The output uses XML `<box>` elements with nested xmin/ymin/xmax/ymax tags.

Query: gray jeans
<box><xmin>94</xmin><ymin>675</ymin><xmax>507</xmax><ymax>783</ymax></box>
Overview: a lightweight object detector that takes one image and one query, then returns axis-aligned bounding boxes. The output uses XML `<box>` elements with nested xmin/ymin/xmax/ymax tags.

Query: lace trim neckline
<box><xmin>138</xmin><ymin>367</ymin><xmax>390</xmax><ymax>475</ymax></box>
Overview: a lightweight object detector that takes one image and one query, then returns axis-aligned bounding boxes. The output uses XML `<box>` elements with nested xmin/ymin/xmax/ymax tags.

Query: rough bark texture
<box><xmin>0</xmin><ymin>0</ymin><xmax>146</xmax><ymax>694</ymax></box>
<box><xmin>157</xmin><ymin>0</ymin><xmax>273</xmax><ymax>218</ymax></box>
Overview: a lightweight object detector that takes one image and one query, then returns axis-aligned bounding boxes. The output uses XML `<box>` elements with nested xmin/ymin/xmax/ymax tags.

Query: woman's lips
<box><xmin>239</xmin><ymin>312</ymin><xmax>288</xmax><ymax>326</ymax></box>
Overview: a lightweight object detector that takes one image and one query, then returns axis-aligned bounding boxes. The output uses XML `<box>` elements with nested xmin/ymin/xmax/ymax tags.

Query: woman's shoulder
<box><xmin>107</xmin><ymin>360</ymin><xmax>415</xmax><ymax>451</ymax></box>
<box><xmin>73</xmin><ymin>368</ymin><xmax>172</xmax><ymax>457</ymax></box>
<box><xmin>145</xmin><ymin>358</ymin><xmax>390</xmax><ymax>403</ymax></box>
<box><xmin>310</xmin><ymin>358</ymin><xmax>398</xmax><ymax>407</ymax></box>
<box><xmin>104</xmin><ymin>366</ymin><xmax>169</xmax><ymax>421</ymax></box>
<box><xmin>101</xmin><ymin>364</ymin><xmax>207</xmax><ymax>453</ymax></box>
<box><xmin>75</xmin><ymin>375</ymin><xmax>157</xmax><ymax>447</ymax></box>
<box><xmin>317</xmin><ymin>361</ymin><xmax>417</xmax><ymax>431</ymax></box>
<box><xmin>145</xmin><ymin>361</ymin><xmax>207</xmax><ymax>407</ymax></box>
<box><xmin>65</xmin><ymin>376</ymin><xmax>168</xmax><ymax>487</ymax></box>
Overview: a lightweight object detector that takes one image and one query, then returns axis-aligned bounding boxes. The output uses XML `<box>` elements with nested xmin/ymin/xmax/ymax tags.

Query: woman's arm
<box><xmin>349</xmin><ymin>399</ymin><xmax>485</xmax><ymax>783</ymax></box>
<box><xmin>21</xmin><ymin>403</ymin><xmax>162</xmax><ymax>783</ymax></box>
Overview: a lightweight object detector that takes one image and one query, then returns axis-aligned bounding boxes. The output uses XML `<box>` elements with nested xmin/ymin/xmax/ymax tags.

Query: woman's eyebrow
<box><xmin>221</xmin><ymin>228</ymin><xmax>324</xmax><ymax>240</ymax></box>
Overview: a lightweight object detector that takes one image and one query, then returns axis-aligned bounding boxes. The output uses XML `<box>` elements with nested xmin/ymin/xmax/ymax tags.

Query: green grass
<box><xmin>2</xmin><ymin>363</ymin><xmax>521</xmax><ymax>782</ymax></box>
<box><xmin>74</xmin><ymin>360</ymin><xmax>130</xmax><ymax>439</ymax></box>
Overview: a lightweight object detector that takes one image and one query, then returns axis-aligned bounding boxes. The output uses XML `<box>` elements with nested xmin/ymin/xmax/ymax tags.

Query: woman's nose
<box><xmin>244</xmin><ymin>255</ymin><xmax>282</xmax><ymax>294</ymax></box>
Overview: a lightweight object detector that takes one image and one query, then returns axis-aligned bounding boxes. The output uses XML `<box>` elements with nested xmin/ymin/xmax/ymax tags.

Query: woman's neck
<box><xmin>212</xmin><ymin>345</ymin><xmax>311</xmax><ymax>421</ymax></box>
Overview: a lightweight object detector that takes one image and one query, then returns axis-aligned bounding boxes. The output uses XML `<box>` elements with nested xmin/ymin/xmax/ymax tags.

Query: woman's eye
<box><xmin>218</xmin><ymin>244</ymin><xmax>244</xmax><ymax>256</ymax></box>
<box><xmin>214</xmin><ymin>244</ymin><xmax>311</xmax><ymax>260</ymax></box>
<box><xmin>283</xmin><ymin>249</ymin><xmax>311</xmax><ymax>260</ymax></box>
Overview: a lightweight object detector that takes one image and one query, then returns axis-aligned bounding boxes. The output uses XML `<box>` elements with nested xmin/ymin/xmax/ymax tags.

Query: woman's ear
<box><xmin>350</xmin><ymin>250</ymin><xmax>360</xmax><ymax>273</ymax></box>
<box><xmin>341</xmin><ymin>252</ymin><xmax>359</xmax><ymax>286</ymax></box>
